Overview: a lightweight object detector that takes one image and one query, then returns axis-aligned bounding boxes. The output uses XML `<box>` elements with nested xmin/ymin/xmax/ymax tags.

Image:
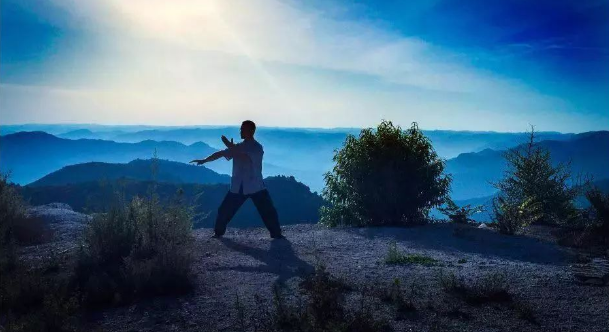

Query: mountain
<box><xmin>20</xmin><ymin>176</ymin><xmax>324</xmax><ymax>228</ymax></box>
<box><xmin>2</xmin><ymin>128</ymin><xmax>601</xmax><ymax>195</ymax></box>
<box><xmin>449</xmin><ymin>178</ymin><xmax>609</xmax><ymax>222</ymax></box>
<box><xmin>447</xmin><ymin>131</ymin><xmax>609</xmax><ymax>200</ymax></box>
<box><xmin>28</xmin><ymin>159</ymin><xmax>230</xmax><ymax>187</ymax></box>
<box><xmin>104</xmin><ymin>127</ymin><xmax>573</xmax><ymax>158</ymax></box>
<box><xmin>424</xmin><ymin>130</ymin><xmax>573</xmax><ymax>158</ymax></box>
<box><xmin>0</xmin><ymin>132</ymin><xmax>217</xmax><ymax>185</ymax></box>
<box><xmin>100</xmin><ymin>127</ymin><xmax>577</xmax><ymax>192</ymax></box>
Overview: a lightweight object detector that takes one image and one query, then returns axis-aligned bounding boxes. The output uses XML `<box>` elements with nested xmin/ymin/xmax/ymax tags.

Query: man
<box><xmin>190</xmin><ymin>120</ymin><xmax>284</xmax><ymax>239</ymax></box>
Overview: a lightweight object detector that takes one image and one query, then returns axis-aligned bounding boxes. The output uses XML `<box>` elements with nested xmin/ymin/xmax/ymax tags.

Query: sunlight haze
<box><xmin>1</xmin><ymin>0</ymin><xmax>608</xmax><ymax>132</ymax></box>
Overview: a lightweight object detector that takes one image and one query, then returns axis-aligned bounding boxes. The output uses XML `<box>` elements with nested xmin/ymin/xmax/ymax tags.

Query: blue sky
<box><xmin>1</xmin><ymin>0</ymin><xmax>608</xmax><ymax>132</ymax></box>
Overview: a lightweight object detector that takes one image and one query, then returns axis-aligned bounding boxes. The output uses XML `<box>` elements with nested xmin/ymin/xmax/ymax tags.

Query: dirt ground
<box><xmin>20</xmin><ymin>205</ymin><xmax>609</xmax><ymax>332</ymax></box>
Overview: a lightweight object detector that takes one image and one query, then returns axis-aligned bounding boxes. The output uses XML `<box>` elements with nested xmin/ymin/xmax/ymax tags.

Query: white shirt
<box><xmin>220</xmin><ymin>139</ymin><xmax>266</xmax><ymax>195</ymax></box>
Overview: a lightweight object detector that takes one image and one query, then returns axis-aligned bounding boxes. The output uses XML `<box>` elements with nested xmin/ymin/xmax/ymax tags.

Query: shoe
<box><xmin>271</xmin><ymin>234</ymin><xmax>285</xmax><ymax>240</ymax></box>
<box><xmin>211</xmin><ymin>233</ymin><xmax>223</xmax><ymax>239</ymax></box>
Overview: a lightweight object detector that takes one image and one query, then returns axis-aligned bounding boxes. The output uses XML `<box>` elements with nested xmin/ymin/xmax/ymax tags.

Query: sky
<box><xmin>1</xmin><ymin>0</ymin><xmax>608</xmax><ymax>132</ymax></box>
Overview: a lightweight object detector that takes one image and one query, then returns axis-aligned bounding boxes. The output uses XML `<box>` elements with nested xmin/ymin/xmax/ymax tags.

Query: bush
<box><xmin>0</xmin><ymin>174</ymin><xmax>26</xmax><ymax>270</ymax></box>
<box><xmin>76</xmin><ymin>190</ymin><xmax>194</xmax><ymax>307</ymax></box>
<box><xmin>1</xmin><ymin>175</ymin><xmax>80</xmax><ymax>331</ymax></box>
<box><xmin>0</xmin><ymin>264</ymin><xmax>81</xmax><ymax>332</ymax></box>
<box><xmin>376</xmin><ymin>278</ymin><xmax>417</xmax><ymax>319</ymax></box>
<box><xmin>256</xmin><ymin>265</ymin><xmax>391</xmax><ymax>332</ymax></box>
<box><xmin>493</xmin><ymin>128</ymin><xmax>578</xmax><ymax>228</ymax></box>
<box><xmin>441</xmin><ymin>272</ymin><xmax>512</xmax><ymax>305</ymax></box>
<box><xmin>584</xmin><ymin>187</ymin><xmax>609</xmax><ymax>244</ymax></box>
<box><xmin>321</xmin><ymin>121</ymin><xmax>450</xmax><ymax>227</ymax></box>
<box><xmin>1</xmin><ymin>175</ymin><xmax>54</xmax><ymax>270</ymax></box>
<box><xmin>438</xmin><ymin>198</ymin><xmax>484</xmax><ymax>224</ymax></box>
<box><xmin>492</xmin><ymin>196</ymin><xmax>542</xmax><ymax>235</ymax></box>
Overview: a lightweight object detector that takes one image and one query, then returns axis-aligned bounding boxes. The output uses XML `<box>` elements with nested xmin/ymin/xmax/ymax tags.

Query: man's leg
<box><xmin>251</xmin><ymin>189</ymin><xmax>282</xmax><ymax>237</ymax></box>
<box><xmin>214</xmin><ymin>192</ymin><xmax>247</xmax><ymax>237</ymax></box>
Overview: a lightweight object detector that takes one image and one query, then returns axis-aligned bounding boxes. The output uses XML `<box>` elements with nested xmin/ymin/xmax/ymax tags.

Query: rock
<box><xmin>42</xmin><ymin>202</ymin><xmax>73</xmax><ymax>210</ymax></box>
<box><xmin>25</xmin><ymin>204</ymin><xmax>91</xmax><ymax>242</ymax></box>
<box><xmin>27</xmin><ymin>204</ymin><xmax>90</xmax><ymax>224</ymax></box>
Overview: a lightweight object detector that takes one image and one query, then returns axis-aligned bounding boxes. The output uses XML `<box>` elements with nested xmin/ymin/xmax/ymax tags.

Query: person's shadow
<box><xmin>211</xmin><ymin>238</ymin><xmax>315</xmax><ymax>287</ymax></box>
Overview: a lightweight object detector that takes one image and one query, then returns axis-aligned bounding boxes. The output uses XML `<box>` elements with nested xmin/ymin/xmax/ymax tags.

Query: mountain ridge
<box><xmin>28</xmin><ymin>159</ymin><xmax>230</xmax><ymax>187</ymax></box>
<box><xmin>446</xmin><ymin>131</ymin><xmax>609</xmax><ymax>200</ymax></box>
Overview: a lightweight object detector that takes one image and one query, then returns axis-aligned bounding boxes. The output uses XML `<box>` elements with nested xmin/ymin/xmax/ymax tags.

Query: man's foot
<box><xmin>211</xmin><ymin>233</ymin><xmax>223</xmax><ymax>239</ymax></box>
<box><xmin>271</xmin><ymin>234</ymin><xmax>285</xmax><ymax>240</ymax></box>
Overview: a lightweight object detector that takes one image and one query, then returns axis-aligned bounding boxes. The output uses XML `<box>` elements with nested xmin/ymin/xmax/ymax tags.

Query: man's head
<box><xmin>240</xmin><ymin>120</ymin><xmax>256</xmax><ymax>139</ymax></box>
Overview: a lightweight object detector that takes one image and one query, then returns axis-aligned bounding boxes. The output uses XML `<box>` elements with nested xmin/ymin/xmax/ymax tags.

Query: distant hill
<box><xmin>102</xmin><ymin>127</ymin><xmax>576</xmax><ymax>192</ymax></box>
<box><xmin>450</xmin><ymin>178</ymin><xmax>609</xmax><ymax>222</ymax></box>
<box><xmin>102</xmin><ymin>127</ymin><xmax>573</xmax><ymax>158</ymax></box>
<box><xmin>28</xmin><ymin>159</ymin><xmax>230</xmax><ymax>187</ymax></box>
<box><xmin>21</xmin><ymin>176</ymin><xmax>324</xmax><ymax>228</ymax></box>
<box><xmin>2</xmin><ymin>128</ymin><xmax>602</xmax><ymax>196</ymax></box>
<box><xmin>446</xmin><ymin>131</ymin><xmax>609</xmax><ymax>200</ymax></box>
<box><xmin>0</xmin><ymin>132</ymin><xmax>217</xmax><ymax>185</ymax></box>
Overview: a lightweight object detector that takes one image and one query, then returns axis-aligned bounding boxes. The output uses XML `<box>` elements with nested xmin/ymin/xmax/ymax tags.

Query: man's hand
<box><xmin>221</xmin><ymin>135</ymin><xmax>234</xmax><ymax>148</ymax></box>
<box><xmin>190</xmin><ymin>159</ymin><xmax>206</xmax><ymax>165</ymax></box>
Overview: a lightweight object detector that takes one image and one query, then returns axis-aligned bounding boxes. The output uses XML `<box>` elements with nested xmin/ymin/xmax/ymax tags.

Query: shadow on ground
<box><xmin>209</xmin><ymin>238</ymin><xmax>315</xmax><ymax>286</ymax></box>
<box><xmin>343</xmin><ymin>223</ymin><xmax>573</xmax><ymax>265</ymax></box>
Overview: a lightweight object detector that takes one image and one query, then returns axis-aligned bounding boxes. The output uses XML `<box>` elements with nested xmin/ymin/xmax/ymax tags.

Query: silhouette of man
<box><xmin>190</xmin><ymin>120</ymin><xmax>283</xmax><ymax>239</ymax></box>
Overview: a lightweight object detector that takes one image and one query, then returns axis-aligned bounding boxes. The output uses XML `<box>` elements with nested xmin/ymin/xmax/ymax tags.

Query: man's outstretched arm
<box><xmin>190</xmin><ymin>150</ymin><xmax>225</xmax><ymax>165</ymax></box>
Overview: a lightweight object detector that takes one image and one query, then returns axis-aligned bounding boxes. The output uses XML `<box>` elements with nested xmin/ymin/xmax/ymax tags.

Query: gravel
<box><xmin>96</xmin><ymin>223</ymin><xmax>609</xmax><ymax>332</ymax></box>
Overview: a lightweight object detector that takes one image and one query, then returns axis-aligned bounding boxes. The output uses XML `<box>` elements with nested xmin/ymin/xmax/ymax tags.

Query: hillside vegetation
<box><xmin>21</xmin><ymin>176</ymin><xmax>324</xmax><ymax>228</ymax></box>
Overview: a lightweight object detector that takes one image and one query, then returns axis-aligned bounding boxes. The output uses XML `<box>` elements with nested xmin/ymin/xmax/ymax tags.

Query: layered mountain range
<box><xmin>2</xmin><ymin>126</ymin><xmax>607</xmax><ymax>203</ymax></box>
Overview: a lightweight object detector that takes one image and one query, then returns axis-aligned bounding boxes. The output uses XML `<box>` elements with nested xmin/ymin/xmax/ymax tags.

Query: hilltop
<box><xmin>21</xmin><ymin>204</ymin><xmax>609</xmax><ymax>332</ymax></box>
<box><xmin>21</xmin><ymin>176</ymin><xmax>324</xmax><ymax>228</ymax></box>
<box><xmin>28</xmin><ymin>159</ymin><xmax>230</xmax><ymax>187</ymax></box>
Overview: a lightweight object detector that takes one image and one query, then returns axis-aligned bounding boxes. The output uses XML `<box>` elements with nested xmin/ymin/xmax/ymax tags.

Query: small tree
<box><xmin>493</xmin><ymin>128</ymin><xmax>578</xmax><ymax>230</ymax></box>
<box><xmin>439</xmin><ymin>198</ymin><xmax>484</xmax><ymax>224</ymax></box>
<box><xmin>320</xmin><ymin>121</ymin><xmax>450</xmax><ymax>227</ymax></box>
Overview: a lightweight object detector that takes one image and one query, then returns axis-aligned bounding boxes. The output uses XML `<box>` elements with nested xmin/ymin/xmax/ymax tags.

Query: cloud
<box><xmin>40</xmin><ymin>0</ymin><xmax>526</xmax><ymax>94</ymax></box>
<box><xmin>1</xmin><ymin>0</ymin><xmax>606</xmax><ymax>131</ymax></box>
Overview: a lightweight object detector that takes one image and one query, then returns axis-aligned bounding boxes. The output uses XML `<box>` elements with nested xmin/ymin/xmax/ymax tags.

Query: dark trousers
<box><xmin>214</xmin><ymin>189</ymin><xmax>282</xmax><ymax>237</ymax></box>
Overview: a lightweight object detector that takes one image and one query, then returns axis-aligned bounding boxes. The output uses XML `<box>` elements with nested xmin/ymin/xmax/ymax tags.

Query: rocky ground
<box><xmin>19</xmin><ymin>205</ymin><xmax>609</xmax><ymax>332</ymax></box>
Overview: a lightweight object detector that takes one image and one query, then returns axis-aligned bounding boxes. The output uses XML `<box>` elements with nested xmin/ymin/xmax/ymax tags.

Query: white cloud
<box><xmin>44</xmin><ymin>0</ymin><xmax>520</xmax><ymax>93</ymax></box>
<box><xmin>4</xmin><ymin>0</ymin><xmax>601</xmax><ymax>131</ymax></box>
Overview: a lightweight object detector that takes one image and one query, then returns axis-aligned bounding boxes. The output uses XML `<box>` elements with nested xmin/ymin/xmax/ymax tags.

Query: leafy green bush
<box><xmin>438</xmin><ymin>198</ymin><xmax>484</xmax><ymax>224</ymax></box>
<box><xmin>321</xmin><ymin>121</ymin><xmax>450</xmax><ymax>227</ymax></box>
<box><xmin>76</xmin><ymin>191</ymin><xmax>194</xmax><ymax>307</ymax></box>
<box><xmin>493</xmin><ymin>129</ymin><xmax>578</xmax><ymax>228</ymax></box>
<box><xmin>492</xmin><ymin>196</ymin><xmax>542</xmax><ymax>235</ymax></box>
